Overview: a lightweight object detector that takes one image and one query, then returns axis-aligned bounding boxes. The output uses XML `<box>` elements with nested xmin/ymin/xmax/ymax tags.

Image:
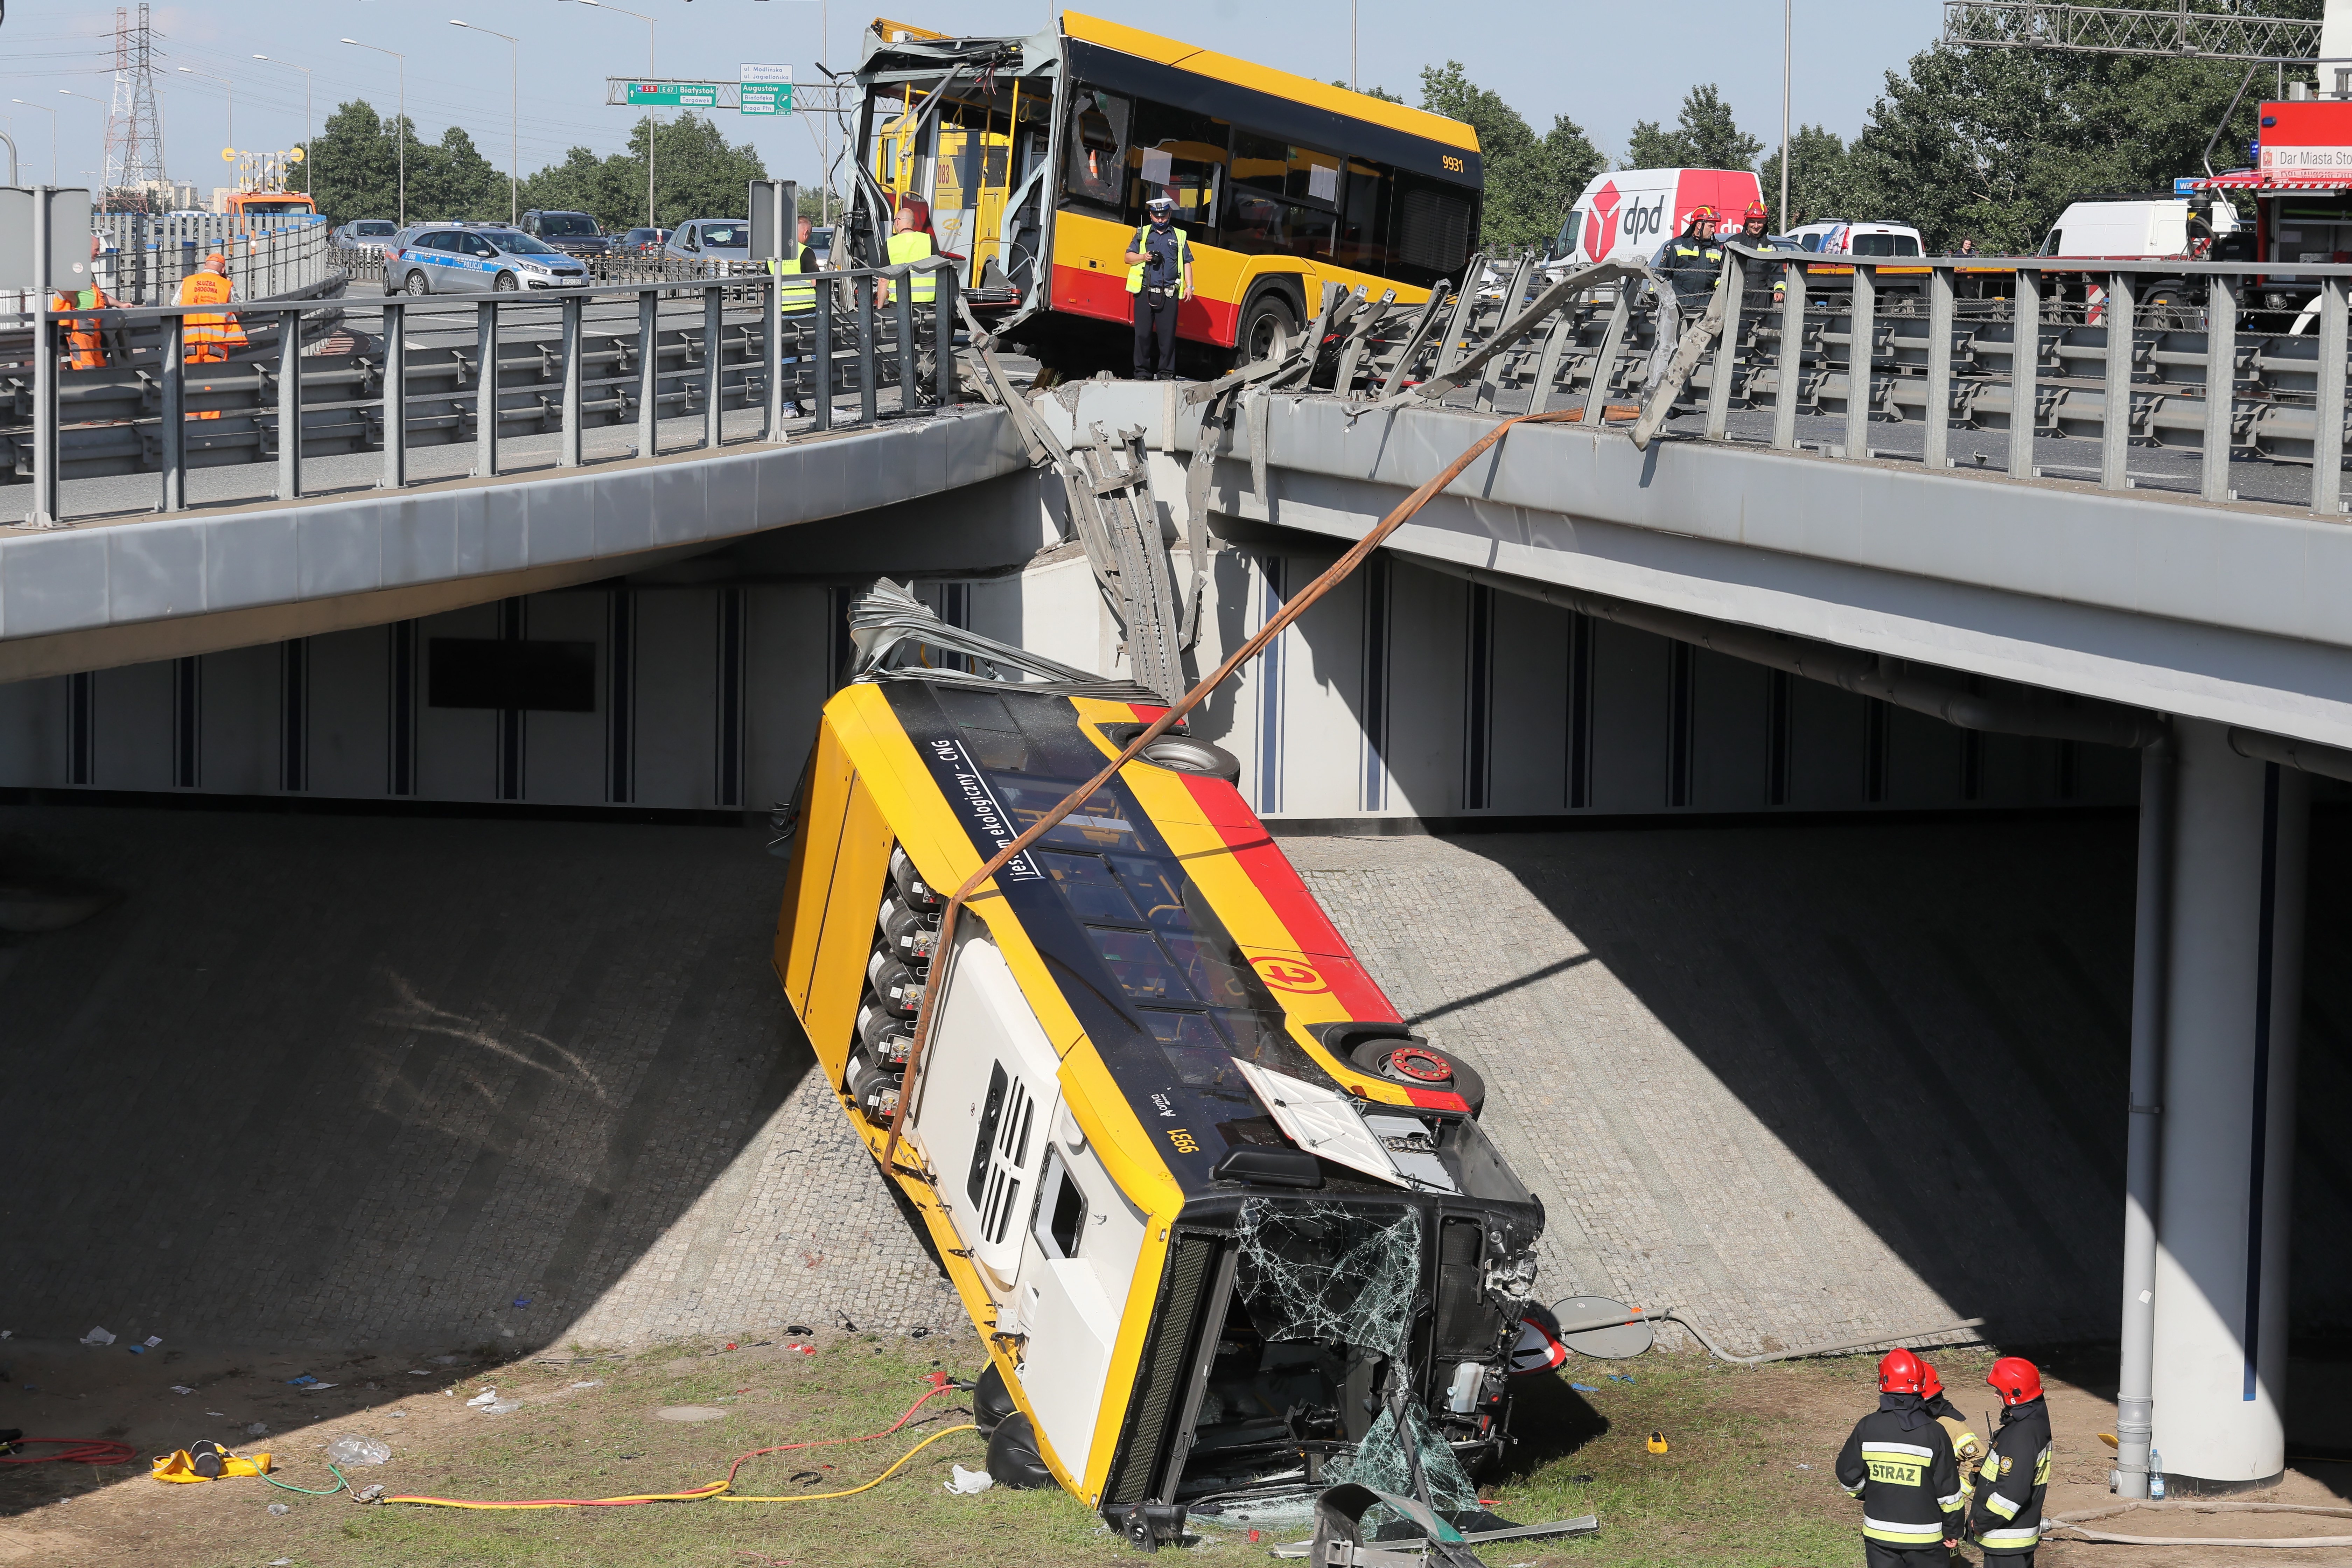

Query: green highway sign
<box><xmin>740</xmin><ymin>83</ymin><xmax>791</xmax><ymax>115</ymax></box>
<box><xmin>625</xmin><ymin>82</ymin><xmax>720</xmax><ymax>107</ymax></box>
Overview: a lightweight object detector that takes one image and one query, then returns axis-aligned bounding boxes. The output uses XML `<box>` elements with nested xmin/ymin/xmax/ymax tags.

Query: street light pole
<box><xmin>11</xmin><ymin>99</ymin><xmax>56</xmax><ymax>183</ymax></box>
<box><xmin>253</xmin><ymin>57</ymin><xmax>315</xmax><ymax>197</ymax></box>
<box><xmin>450</xmin><ymin>21</ymin><xmax>521</xmax><ymax>224</ymax></box>
<box><xmin>1351</xmin><ymin>0</ymin><xmax>1358</xmax><ymax>92</ymax></box>
<box><xmin>341</xmin><ymin>39</ymin><xmax>407</xmax><ymax>227</ymax></box>
<box><xmin>173</xmin><ymin>68</ymin><xmax>232</xmax><ymax>151</ymax></box>
<box><xmin>567</xmin><ymin>0</ymin><xmax>658</xmax><ymax>229</ymax></box>
<box><xmin>1779</xmin><ymin>0</ymin><xmax>1792</xmax><ymax>229</ymax></box>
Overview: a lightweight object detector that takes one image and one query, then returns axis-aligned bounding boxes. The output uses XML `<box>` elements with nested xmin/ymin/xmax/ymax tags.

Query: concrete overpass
<box><xmin>9</xmin><ymin>255</ymin><xmax>2352</xmax><ymax>1497</ymax></box>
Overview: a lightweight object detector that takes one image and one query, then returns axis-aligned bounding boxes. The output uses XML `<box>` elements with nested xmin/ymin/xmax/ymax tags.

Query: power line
<box><xmin>102</xmin><ymin>4</ymin><xmax>170</xmax><ymax>210</ymax></box>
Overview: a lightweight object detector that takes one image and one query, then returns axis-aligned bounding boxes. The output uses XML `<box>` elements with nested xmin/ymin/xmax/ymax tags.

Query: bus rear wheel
<box><xmin>1233</xmin><ymin>284</ymin><xmax>1298</xmax><ymax>369</ymax></box>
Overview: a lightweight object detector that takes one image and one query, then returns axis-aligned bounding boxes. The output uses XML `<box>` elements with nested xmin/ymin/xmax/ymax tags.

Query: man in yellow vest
<box><xmin>764</xmin><ymin>215</ymin><xmax>820</xmax><ymax>416</ymax></box>
<box><xmin>1122</xmin><ymin>194</ymin><xmax>1191</xmax><ymax>381</ymax></box>
<box><xmin>177</xmin><ymin>252</ymin><xmax>245</xmax><ymax>422</ymax></box>
<box><xmin>884</xmin><ymin>205</ymin><xmax>936</xmax><ymax>308</ymax></box>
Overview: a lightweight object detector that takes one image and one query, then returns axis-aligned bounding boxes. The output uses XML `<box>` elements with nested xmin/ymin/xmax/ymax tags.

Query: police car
<box><xmin>384</xmin><ymin>225</ymin><xmax>593</xmax><ymax>295</ymax></box>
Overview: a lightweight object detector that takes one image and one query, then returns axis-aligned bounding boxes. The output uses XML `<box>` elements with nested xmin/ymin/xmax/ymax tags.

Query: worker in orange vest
<box><xmin>177</xmin><ymin>252</ymin><xmax>245</xmax><ymax>422</ymax></box>
<box><xmin>52</xmin><ymin>237</ymin><xmax>119</xmax><ymax>370</ymax></box>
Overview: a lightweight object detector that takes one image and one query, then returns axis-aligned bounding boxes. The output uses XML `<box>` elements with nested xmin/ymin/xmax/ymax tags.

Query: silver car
<box><xmin>335</xmin><ymin>219</ymin><xmax>400</xmax><ymax>253</ymax></box>
<box><xmin>663</xmin><ymin>218</ymin><xmax>751</xmax><ymax>266</ymax></box>
<box><xmin>385</xmin><ymin>226</ymin><xmax>592</xmax><ymax>295</ymax></box>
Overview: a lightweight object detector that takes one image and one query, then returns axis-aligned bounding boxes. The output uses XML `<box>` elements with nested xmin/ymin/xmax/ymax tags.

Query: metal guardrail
<box><xmin>91</xmin><ymin>213</ymin><xmax>337</xmax><ymax>307</ymax></box>
<box><xmin>2</xmin><ymin>260</ymin><xmax>965</xmax><ymax>526</ymax></box>
<box><xmin>1280</xmin><ymin>250</ymin><xmax>2352</xmax><ymax>517</ymax></box>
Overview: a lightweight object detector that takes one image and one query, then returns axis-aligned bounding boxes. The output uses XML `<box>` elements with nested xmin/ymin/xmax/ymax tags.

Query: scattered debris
<box><xmin>143</xmin><ymin>1336</ymin><xmax>163</xmax><ymax>1349</ymax></box>
<box><xmin>512</xmin><ymin>1298</ymin><xmax>533</xmax><ymax>1309</ymax></box>
<box><xmin>654</xmin><ymin>1406</ymin><xmax>728</xmax><ymax>1423</ymax></box>
<box><xmin>1795</xmin><ymin>1463</ymin><xmax>1812</xmax><ymax>1470</ymax></box>
<box><xmin>1647</xmin><ymin>1431</ymin><xmax>1670</xmax><ymax>1454</ymax></box>
<box><xmin>430</xmin><ymin>1354</ymin><xmax>463</xmax><ymax>1365</ymax></box>
<box><xmin>1570</xmin><ymin>1383</ymin><xmax>1600</xmax><ymax>1392</ymax></box>
<box><xmin>465</xmin><ymin>1389</ymin><xmax>499</xmax><ymax>1408</ymax></box>
<box><xmin>80</xmin><ymin>1327</ymin><xmax>115</xmax><ymax>1347</ymax></box>
<box><xmin>790</xmin><ymin>1470</ymin><xmax>823</xmax><ymax>1484</ymax></box>
<box><xmin>245</xmin><ymin>1423</ymin><xmax>269</xmax><ymax>1437</ymax></box>
<box><xmin>569</xmin><ymin>1380</ymin><xmax>603</xmax><ymax>1390</ymax></box>
<box><xmin>355</xmin><ymin>1484</ymin><xmax>386</xmax><ymax>1503</ymax></box>
<box><xmin>170</xmin><ymin>1385</ymin><xmax>194</xmax><ymax>1395</ymax></box>
<box><xmin>483</xmin><ymin>1399</ymin><xmax>522</xmax><ymax>1415</ymax></box>
<box><xmin>406</xmin><ymin>1370</ymin><xmax>433</xmax><ymax>1376</ymax></box>
<box><xmin>300</xmin><ymin>1383</ymin><xmax>338</xmax><ymax>1393</ymax></box>
<box><xmin>944</xmin><ymin>1464</ymin><xmax>994</xmax><ymax>1494</ymax></box>
<box><xmin>785</xmin><ymin>1324</ymin><xmax>812</xmax><ymax>1336</ymax></box>
<box><xmin>285</xmin><ymin>1375</ymin><xmax>318</xmax><ymax>1387</ymax></box>
<box><xmin>267</xmin><ymin>1502</ymin><xmax>289</xmax><ymax>1516</ymax></box>
<box><xmin>324</xmin><ymin>1435</ymin><xmax>391</xmax><ymax>1467</ymax></box>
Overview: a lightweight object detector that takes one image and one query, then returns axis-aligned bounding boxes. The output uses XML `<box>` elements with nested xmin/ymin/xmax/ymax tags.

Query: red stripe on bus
<box><xmin>1050</xmin><ymin>263</ymin><xmax>1241</xmax><ymax>345</ymax></box>
<box><xmin>1169</xmin><ymin>766</ymin><xmax>1402</xmax><ymax>1023</ymax></box>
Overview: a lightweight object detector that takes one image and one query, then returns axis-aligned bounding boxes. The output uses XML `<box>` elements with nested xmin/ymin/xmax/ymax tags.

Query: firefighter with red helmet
<box><xmin>1732</xmin><ymin>198</ymin><xmax>1771</xmax><ymax>248</ymax></box>
<box><xmin>1835</xmin><ymin>1347</ymin><xmax>1966</xmax><ymax>1566</ymax></box>
<box><xmin>1970</xmin><ymin>1357</ymin><xmax>2054</xmax><ymax>1562</ymax></box>
<box><xmin>1643</xmin><ymin>203</ymin><xmax>1726</xmax><ymax>396</ymax></box>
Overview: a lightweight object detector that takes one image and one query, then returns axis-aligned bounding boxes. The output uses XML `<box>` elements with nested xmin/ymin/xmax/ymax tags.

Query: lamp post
<box><xmin>173</xmin><ymin>67</ymin><xmax>232</xmax><ymax>151</ymax></box>
<box><xmin>252</xmin><ymin>56</ymin><xmax>315</xmax><ymax>197</ymax></box>
<box><xmin>564</xmin><ymin>0</ymin><xmax>658</xmax><ymax>229</ymax></box>
<box><xmin>341</xmin><ymin>38</ymin><xmax>407</xmax><ymax>227</ymax></box>
<box><xmin>449</xmin><ymin>21</ymin><xmax>521</xmax><ymax>225</ymax></box>
<box><xmin>12</xmin><ymin>98</ymin><xmax>56</xmax><ymax>184</ymax></box>
<box><xmin>1779</xmin><ymin>0</ymin><xmax>1792</xmax><ymax>230</ymax></box>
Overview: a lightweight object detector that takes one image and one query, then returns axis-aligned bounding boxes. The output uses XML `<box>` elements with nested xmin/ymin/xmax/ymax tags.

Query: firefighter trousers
<box><xmin>1863</xmin><ymin>1542</ymin><xmax>1948</xmax><ymax>1568</ymax></box>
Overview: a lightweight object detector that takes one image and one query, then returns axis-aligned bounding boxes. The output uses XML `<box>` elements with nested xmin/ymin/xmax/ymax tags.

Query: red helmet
<box><xmin>1878</xmin><ymin>1348</ymin><xmax>1926</xmax><ymax>1394</ymax></box>
<box><xmin>1988</xmin><ymin>1357</ymin><xmax>2043</xmax><ymax>1406</ymax></box>
<box><xmin>1687</xmin><ymin>203</ymin><xmax>1720</xmax><ymax>224</ymax></box>
<box><xmin>1744</xmin><ymin>200</ymin><xmax>1769</xmax><ymax>221</ymax></box>
<box><xmin>1919</xmin><ymin>1362</ymin><xmax>1944</xmax><ymax>1400</ymax></box>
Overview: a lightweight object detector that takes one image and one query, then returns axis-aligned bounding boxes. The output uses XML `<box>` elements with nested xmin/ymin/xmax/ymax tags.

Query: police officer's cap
<box><xmin>1145</xmin><ymin>196</ymin><xmax>1177</xmax><ymax>213</ymax></box>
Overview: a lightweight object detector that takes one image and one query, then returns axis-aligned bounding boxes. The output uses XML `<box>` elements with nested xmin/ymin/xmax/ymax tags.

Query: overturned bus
<box><xmin>769</xmin><ymin>588</ymin><xmax>1544</xmax><ymax>1538</ymax></box>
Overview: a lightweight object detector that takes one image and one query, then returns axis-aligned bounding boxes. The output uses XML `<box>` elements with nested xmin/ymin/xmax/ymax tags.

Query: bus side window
<box><xmin>1063</xmin><ymin>86</ymin><xmax>1131</xmax><ymax>212</ymax></box>
<box><xmin>1389</xmin><ymin>170</ymin><xmax>1476</xmax><ymax>287</ymax></box>
<box><xmin>1127</xmin><ymin>98</ymin><xmax>1228</xmax><ymax>236</ymax></box>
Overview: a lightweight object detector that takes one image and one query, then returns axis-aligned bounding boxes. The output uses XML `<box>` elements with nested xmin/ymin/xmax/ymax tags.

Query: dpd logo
<box><xmin>1622</xmin><ymin>194</ymin><xmax>1666</xmax><ymax>248</ymax></box>
<box><xmin>1584</xmin><ymin>180</ymin><xmax>1621</xmax><ymax>261</ymax></box>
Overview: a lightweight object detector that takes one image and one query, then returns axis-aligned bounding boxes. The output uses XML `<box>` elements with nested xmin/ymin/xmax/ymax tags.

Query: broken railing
<box><xmin>2</xmin><ymin>258</ymin><xmax>964</xmax><ymax>526</ymax></box>
<box><xmin>1233</xmin><ymin>248</ymin><xmax>2352</xmax><ymax>515</ymax></box>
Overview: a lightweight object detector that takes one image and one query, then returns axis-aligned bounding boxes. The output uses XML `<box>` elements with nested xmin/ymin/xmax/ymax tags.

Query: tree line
<box><xmin>294</xmin><ymin>100</ymin><xmax>770</xmax><ymax>232</ymax></box>
<box><xmin>1397</xmin><ymin>12</ymin><xmax>2304</xmax><ymax>256</ymax></box>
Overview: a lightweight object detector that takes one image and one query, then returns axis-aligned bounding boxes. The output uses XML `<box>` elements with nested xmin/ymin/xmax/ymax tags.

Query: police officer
<box><xmin>1123</xmin><ymin>194</ymin><xmax>1191</xmax><ymax>381</ymax></box>
<box><xmin>1643</xmin><ymin>203</ymin><xmax>1724</xmax><ymax>395</ymax></box>
<box><xmin>1970</xmin><ymin>1357</ymin><xmax>2053</xmax><ymax>1564</ymax></box>
<box><xmin>1836</xmin><ymin>1348</ymin><xmax>1965</xmax><ymax>1567</ymax></box>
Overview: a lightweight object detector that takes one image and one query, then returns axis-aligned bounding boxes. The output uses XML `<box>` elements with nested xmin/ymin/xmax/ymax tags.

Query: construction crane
<box><xmin>1942</xmin><ymin>1</ymin><xmax>2325</xmax><ymax>63</ymax></box>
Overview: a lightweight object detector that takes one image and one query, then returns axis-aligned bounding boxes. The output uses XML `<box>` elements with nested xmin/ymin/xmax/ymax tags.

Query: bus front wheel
<box><xmin>1233</xmin><ymin>284</ymin><xmax>1299</xmax><ymax>369</ymax></box>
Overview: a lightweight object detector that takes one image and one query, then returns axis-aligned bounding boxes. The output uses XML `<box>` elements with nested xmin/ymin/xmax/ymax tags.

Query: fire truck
<box><xmin>2194</xmin><ymin>88</ymin><xmax>2352</xmax><ymax>325</ymax></box>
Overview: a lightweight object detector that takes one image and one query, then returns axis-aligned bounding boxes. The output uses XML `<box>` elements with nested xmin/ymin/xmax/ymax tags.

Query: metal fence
<box><xmin>1266</xmin><ymin>250</ymin><xmax>2352</xmax><ymax>516</ymax></box>
<box><xmin>2</xmin><ymin>260</ymin><xmax>964</xmax><ymax>526</ymax></box>
<box><xmin>92</xmin><ymin>213</ymin><xmax>338</xmax><ymax>306</ymax></box>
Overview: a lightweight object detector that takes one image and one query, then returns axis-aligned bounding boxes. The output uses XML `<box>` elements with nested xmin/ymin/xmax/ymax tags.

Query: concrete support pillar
<box><xmin>2149</xmin><ymin>717</ymin><xmax>2308</xmax><ymax>1493</ymax></box>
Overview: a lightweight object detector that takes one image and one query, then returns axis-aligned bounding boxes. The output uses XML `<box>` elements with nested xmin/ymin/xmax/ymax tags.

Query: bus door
<box><xmin>935</xmin><ymin>115</ymin><xmax>1011</xmax><ymax>284</ymax></box>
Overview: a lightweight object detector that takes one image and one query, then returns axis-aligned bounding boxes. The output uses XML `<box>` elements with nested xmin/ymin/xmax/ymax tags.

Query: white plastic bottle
<box><xmin>2149</xmin><ymin>1449</ymin><xmax>2166</xmax><ymax>1500</ymax></box>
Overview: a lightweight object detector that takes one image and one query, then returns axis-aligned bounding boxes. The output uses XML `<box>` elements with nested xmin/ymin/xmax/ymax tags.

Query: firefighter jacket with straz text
<box><xmin>1650</xmin><ymin>232</ymin><xmax>1724</xmax><ymax>307</ymax></box>
<box><xmin>1836</xmin><ymin>1395</ymin><xmax>1966</xmax><ymax>1550</ymax></box>
<box><xmin>1968</xmin><ymin>1396</ymin><xmax>2053</xmax><ymax>1555</ymax></box>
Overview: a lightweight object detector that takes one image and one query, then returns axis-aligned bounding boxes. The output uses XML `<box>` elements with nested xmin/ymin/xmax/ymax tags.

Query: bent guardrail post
<box><xmin>2203</xmin><ymin>276</ymin><xmax>2238</xmax><ymax>504</ymax></box>
<box><xmin>277</xmin><ymin>306</ymin><xmax>304</xmax><ymax>501</ymax></box>
<box><xmin>763</xmin><ymin>271</ymin><xmax>785</xmax><ymax>441</ymax></box>
<box><xmin>1580</xmin><ymin>289</ymin><xmax>1631</xmax><ymax>425</ymax></box>
<box><xmin>475</xmin><ymin>299</ymin><xmax>500</xmax><ymax>479</ymax></box>
<box><xmin>2316</xmin><ymin>278</ymin><xmax>2348</xmax><ymax>516</ymax></box>
<box><xmin>1925</xmin><ymin>264</ymin><xmax>1955</xmax><ymax>473</ymax></box>
<box><xmin>1773</xmin><ymin>255</ymin><xmax>1804</xmax><ymax>451</ymax></box>
<box><xmin>28</xmin><ymin>188</ymin><xmax>59</xmax><ymax>528</ymax></box>
<box><xmin>2007</xmin><ymin>266</ymin><xmax>2037</xmax><ymax>481</ymax></box>
<box><xmin>382</xmin><ymin>299</ymin><xmax>408</xmax><ymax>491</ymax></box>
<box><xmin>1846</xmin><ymin>259</ymin><xmax>1878</xmax><ymax>461</ymax></box>
<box><xmin>160</xmin><ymin>309</ymin><xmax>186</xmax><ymax>512</ymax></box>
<box><xmin>2102</xmin><ymin>269</ymin><xmax>2135</xmax><ymax>491</ymax></box>
<box><xmin>636</xmin><ymin>288</ymin><xmax>658</xmax><ymax>459</ymax></box>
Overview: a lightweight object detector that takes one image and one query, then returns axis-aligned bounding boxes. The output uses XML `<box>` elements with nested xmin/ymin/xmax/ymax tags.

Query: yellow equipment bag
<box><xmin>151</xmin><ymin>1440</ymin><xmax>271</xmax><ymax>1482</ymax></box>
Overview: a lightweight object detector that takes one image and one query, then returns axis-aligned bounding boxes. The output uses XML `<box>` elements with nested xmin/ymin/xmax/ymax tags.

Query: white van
<box><xmin>1784</xmin><ymin>220</ymin><xmax>1926</xmax><ymax>258</ymax></box>
<box><xmin>2039</xmin><ymin>198</ymin><xmax>2228</xmax><ymax>260</ymax></box>
<box><xmin>1548</xmin><ymin>167</ymin><xmax>1766</xmax><ymax>267</ymax></box>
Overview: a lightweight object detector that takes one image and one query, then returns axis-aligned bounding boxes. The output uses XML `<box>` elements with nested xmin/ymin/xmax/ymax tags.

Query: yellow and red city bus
<box><xmin>851</xmin><ymin>12</ymin><xmax>1482</xmax><ymax>367</ymax></box>
<box><xmin>770</xmin><ymin>590</ymin><xmax>1542</xmax><ymax>1531</ymax></box>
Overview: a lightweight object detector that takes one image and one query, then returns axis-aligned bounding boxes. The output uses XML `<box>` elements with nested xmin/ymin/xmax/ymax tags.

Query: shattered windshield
<box><xmin>1233</xmin><ymin>1199</ymin><xmax>1420</xmax><ymax>1356</ymax></box>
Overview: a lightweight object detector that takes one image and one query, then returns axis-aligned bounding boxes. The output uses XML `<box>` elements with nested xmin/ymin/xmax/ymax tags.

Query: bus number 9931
<box><xmin>1167</xmin><ymin>1128</ymin><xmax>1201</xmax><ymax>1155</ymax></box>
<box><xmin>1442</xmin><ymin>154</ymin><xmax>1466</xmax><ymax>173</ymax></box>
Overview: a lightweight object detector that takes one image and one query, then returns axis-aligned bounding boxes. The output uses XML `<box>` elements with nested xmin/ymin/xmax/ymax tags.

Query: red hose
<box><xmin>2</xmin><ymin>1438</ymin><xmax>138</xmax><ymax>1466</ymax></box>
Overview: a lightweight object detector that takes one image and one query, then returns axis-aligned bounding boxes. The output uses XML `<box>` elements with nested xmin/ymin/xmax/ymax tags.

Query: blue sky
<box><xmin>0</xmin><ymin>0</ymin><xmax>1945</xmax><ymax>198</ymax></box>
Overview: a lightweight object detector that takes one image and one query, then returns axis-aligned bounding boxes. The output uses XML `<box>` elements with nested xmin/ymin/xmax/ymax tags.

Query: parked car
<box><xmin>1784</xmin><ymin>220</ymin><xmax>1927</xmax><ymax>258</ymax></box>
<box><xmin>616</xmin><ymin>226</ymin><xmax>671</xmax><ymax>255</ymax></box>
<box><xmin>384</xmin><ymin>226</ymin><xmax>591</xmax><ymax>295</ymax></box>
<box><xmin>519</xmin><ymin>209</ymin><xmax>614</xmax><ymax>258</ymax></box>
<box><xmin>333</xmin><ymin>219</ymin><xmax>400</xmax><ymax>253</ymax></box>
<box><xmin>663</xmin><ymin>218</ymin><xmax>751</xmax><ymax>266</ymax></box>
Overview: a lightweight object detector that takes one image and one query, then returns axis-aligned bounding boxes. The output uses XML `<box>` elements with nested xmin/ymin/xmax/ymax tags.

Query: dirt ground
<box><xmin>3</xmin><ymin>1331</ymin><xmax>2349</xmax><ymax>1568</ymax></box>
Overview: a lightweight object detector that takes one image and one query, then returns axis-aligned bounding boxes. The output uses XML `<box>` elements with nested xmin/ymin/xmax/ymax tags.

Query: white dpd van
<box><xmin>1548</xmin><ymin>167</ymin><xmax>1766</xmax><ymax>267</ymax></box>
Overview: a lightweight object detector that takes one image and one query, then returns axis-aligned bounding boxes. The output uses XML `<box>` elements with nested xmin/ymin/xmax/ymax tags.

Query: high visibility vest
<box><xmin>1126</xmin><ymin>224</ymin><xmax>1189</xmax><ymax>293</ymax></box>
<box><xmin>51</xmin><ymin>288</ymin><xmax>112</xmax><ymax>369</ymax></box>
<box><xmin>886</xmin><ymin>228</ymin><xmax>936</xmax><ymax>302</ymax></box>
<box><xmin>765</xmin><ymin>253</ymin><xmax>816</xmax><ymax>311</ymax></box>
<box><xmin>177</xmin><ymin>270</ymin><xmax>245</xmax><ymax>361</ymax></box>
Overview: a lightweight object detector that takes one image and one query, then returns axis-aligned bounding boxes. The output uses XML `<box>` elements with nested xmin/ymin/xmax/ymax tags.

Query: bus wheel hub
<box><xmin>1381</xmin><ymin>1045</ymin><xmax>1454</xmax><ymax>1085</ymax></box>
